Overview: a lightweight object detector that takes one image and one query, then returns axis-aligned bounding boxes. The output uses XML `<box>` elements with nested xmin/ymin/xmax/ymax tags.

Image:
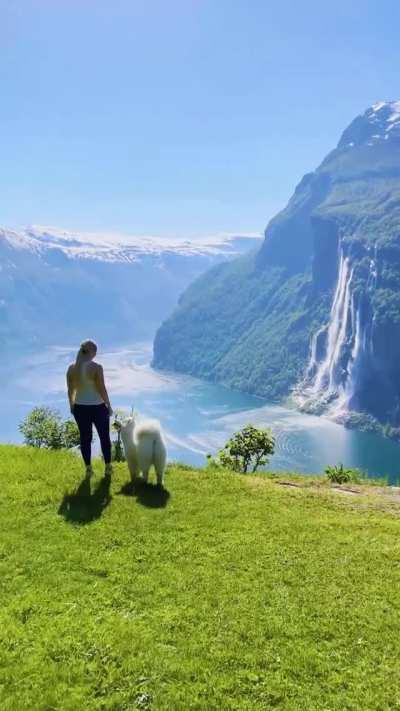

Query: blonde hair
<box><xmin>74</xmin><ymin>339</ymin><xmax>97</xmax><ymax>384</ymax></box>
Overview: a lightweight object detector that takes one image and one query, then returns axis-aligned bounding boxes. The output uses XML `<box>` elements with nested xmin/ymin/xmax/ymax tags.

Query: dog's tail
<box><xmin>134</xmin><ymin>422</ymin><xmax>166</xmax><ymax>479</ymax></box>
<box><xmin>135</xmin><ymin>419</ymin><xmax>162</xmax><ymax>440</ymax></box>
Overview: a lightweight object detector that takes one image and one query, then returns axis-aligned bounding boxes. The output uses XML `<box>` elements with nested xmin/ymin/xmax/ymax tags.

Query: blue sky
<box><xmin>1</xmin><ymin>0</ymin><xmax>399</xmax><ymax>237</ymax></box>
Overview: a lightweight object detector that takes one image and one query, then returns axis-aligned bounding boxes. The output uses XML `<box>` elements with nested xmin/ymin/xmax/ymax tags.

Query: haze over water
<box><xmin>2</xmin><ymin>343</ymin><xmax>400</xmax><ymax>483</ymax></box>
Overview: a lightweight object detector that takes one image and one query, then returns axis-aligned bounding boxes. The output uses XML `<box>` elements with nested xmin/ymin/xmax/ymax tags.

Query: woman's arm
<box><xmin>95</xmin><ymin>365</ymin><xmax>113</xmax><ymax>414</ymax></box>
<box><xmin>66</xmin><ymin>366</ymin><xmax>76</xmax><ymax>413</ymax></box>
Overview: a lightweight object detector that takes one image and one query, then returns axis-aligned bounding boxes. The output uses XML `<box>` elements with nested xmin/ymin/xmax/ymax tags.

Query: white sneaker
<box><xmin>85</xmin><ymin>465</ymin><xmax>94</xmax><ymax>479</ymax></box>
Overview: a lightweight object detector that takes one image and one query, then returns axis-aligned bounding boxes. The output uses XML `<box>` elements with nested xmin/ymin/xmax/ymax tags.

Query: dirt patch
<box><xmin>278</xmin><ymin>481</ymin><xmax>302</xmax><ymax>488</ymax></box>
<box><xmin>243</xmin><ymin>474</ymin><xmax>400</xmax><ymax>512</ymax></box>
<box><xmin>331</xmin><ymin>486</ymin><xmax>361</xmax><ymax>496</ymax></box>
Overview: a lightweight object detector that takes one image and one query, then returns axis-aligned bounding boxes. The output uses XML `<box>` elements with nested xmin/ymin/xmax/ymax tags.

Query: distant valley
<box><xmin>0</xmin><ymin>226</ymin><xmax>260</xmax><ymax>351</ymax></box>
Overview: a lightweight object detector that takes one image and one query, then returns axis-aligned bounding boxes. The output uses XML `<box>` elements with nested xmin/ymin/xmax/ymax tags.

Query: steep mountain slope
<box><xmin>0</xmin><ymin>226</ymin><xmax>260</xmax><ymax>350</ymax></box>
<box><xmin>153</xmin><ymin>102</ymin><xmax>400</xmax><ymax>431</ymax></box>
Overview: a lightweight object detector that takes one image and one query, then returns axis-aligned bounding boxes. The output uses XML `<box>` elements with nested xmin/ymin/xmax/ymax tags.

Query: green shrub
<box><xmin>212</xmin><ymin>424</ymin><xmax>275</xmax><ymax>474</ymax></box>
<box><xmin>19</xmin><ymin>407</ymin><xmax>80</xmax><ymax>450</ymax></box>
<box><xmin>325</xmin><ymin>463</ymin><xmax>362</xmax><ymax>484</ymax></box>
<box><xmin>61</xmin><ymin>419</ymin><xmax>81</xmax><ymax>449</ymax></box>
<box><xmin>111</xmin><ymin>412</ymin><xmax>126</xmax><ymax>462</ymax></box>
<box><xmin>111</xmin><ymin>441</ymin><xmax>125</xmax><ymax>462</ymax></box>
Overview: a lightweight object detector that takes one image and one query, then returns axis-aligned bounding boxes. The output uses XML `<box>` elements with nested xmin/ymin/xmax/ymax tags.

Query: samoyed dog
<box><xmin>118</xmin><ymin>416</ymin><xmax>167</xmax><ymax>486</ymax></box>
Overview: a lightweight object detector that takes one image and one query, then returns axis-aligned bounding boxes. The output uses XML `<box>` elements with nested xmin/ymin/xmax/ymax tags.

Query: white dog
<box><xmin>118</xmin><ymin>416</ymin><xmax>167</xmax><ymax>486</ymax></box>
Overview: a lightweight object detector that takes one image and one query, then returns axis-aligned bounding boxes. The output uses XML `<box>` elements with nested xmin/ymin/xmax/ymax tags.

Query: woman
<box><xmin>67</xmin><ymin>339</ymin><xmax>113</xmax><ymax>479</ymax></box>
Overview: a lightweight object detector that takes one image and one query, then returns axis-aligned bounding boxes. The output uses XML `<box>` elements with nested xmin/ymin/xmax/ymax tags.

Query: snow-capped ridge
<box><xmin>0</xmin><ymin>225</ymin><xmax>261</xmax><ymax>264</ymax></box>
<box><xmin>371</xmin><ymin>100</ymin><xmax>400</xmax><ymax>121</ymax></box>
<box><xmin>339</xmin><ymin>100</ymin><xmax>400</xmax><ymax>149</ymax></box>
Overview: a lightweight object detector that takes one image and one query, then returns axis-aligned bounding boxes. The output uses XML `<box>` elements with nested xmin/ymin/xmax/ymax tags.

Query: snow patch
<box><xmin>0</xmin><ymin>225</ymin><xmax>261</xmax><ymax>264</ymax></box>
<box><xmin>365</xmin><ymin>100</ymin><xmax>400</xmax><ymax>141</ymax></box>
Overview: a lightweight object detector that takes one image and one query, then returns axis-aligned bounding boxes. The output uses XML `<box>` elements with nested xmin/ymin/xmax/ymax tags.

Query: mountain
<box><xmin>153</xmin><ymin>102</ymin><xmax>400</xmax><ymax>435</ymax></box>
<box><xmin>0</xmin><ymin>226</ymin><xmax>260</xmax><ymax>351</ymax></box>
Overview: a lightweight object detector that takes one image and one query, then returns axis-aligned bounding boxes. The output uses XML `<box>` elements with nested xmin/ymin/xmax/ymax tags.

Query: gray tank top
<box><xmin>75</xmin><ymin>362</ymin><xmax>104</xmax><ymax>406</ymax></box>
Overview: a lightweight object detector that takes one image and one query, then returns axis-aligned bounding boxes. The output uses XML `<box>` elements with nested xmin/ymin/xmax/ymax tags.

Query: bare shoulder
<box><xmin>66</xmin><ymin>363</ymin><xmax>75</xmax><ymax>375</ymax></box>
<box><xmin>91</xmin><ymin>361</ymin><xmax>103</xmax><ymax>377</ymax></box>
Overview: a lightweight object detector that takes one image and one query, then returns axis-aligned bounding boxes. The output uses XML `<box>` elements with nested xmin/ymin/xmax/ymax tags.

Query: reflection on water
<box><xmin>2</xmin><ymin>343</ymin><xmax>400</xmax><ymax>483</ymax></box>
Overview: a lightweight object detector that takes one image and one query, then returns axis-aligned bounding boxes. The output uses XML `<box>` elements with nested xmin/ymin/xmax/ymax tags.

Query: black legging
<box><xmin>73</xmin><ymin>403</ymin><xmax>111</xmax><ymax>466</ymax></box>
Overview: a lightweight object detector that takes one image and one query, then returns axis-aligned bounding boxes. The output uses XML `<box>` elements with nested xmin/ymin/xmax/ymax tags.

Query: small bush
<box><xmin>19</xmin><ymin>407</ymin><xmax>80</xmax><ymax>450</ymax></box>
<box><xmin>111</xmin><ymin>440</ymin><xmax>125</xmax><ymax>462</ymax></box>
<box><xmin>62</xmin><ymin>419</ymin><xmax>81</xmax><ymax>449</ymax></box>
<box><xmin>325</xmin><ymin>463</ymin><xmax>362</xmax><ymax>484</ymax></box>
<box><xmin>211</xmin><ymin>424</ymin><xmax>275</xmax><ymax>474</ymax></box>
<box><xmin>111</xmin><ymin>411</ymin><xmax>126</xmax><ymax>462</ymax></box>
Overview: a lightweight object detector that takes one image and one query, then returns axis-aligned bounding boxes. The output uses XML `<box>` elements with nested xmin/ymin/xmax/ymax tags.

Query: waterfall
<box><xmin>305</xmin><ymin>325</ymin><xmax>326</xmax><ymax>378</ymax></box>
<box><xmin>311</xmin><ymin>251</ymin><xmax>353</xmax><ymax>396</ymax></box>
<box><xmin>341</xmin><ymin>296</ymin><xmax>362</xmax><ymax>408</ymax></box>
<box><xmin>367</xmin><ymin>243</ymin><xmax>378</xmax><ymax>290</ymax></box>
<box><xmin>298</xmin><ymin>242</ymin><xmax>376</xmax><ymax>417</ymax></box>
<box><xmin>341</xmin><ymin>281</ymin><xmax>374</xmax><ymax>411</ymax></box>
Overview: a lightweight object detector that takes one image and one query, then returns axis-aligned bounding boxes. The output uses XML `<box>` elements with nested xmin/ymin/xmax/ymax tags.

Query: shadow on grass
<box><xmin>58</xmin><ymin>475</ymin><xmax>112</xmax><ymax>524</ymax></box>
<box><xmin>118</xmin><ymin>480</ymin><xmax>170</xmax><ymax>509</ymax></box>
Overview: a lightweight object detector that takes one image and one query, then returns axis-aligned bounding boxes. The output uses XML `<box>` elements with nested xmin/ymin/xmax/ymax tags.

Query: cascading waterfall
<box><xmin>305</xmin><ymin>324</ymin><xmax>326</xmax><ymax>379</ymax></box>
<box><xmin>341</xmin><ymin>275</ymin><xmax>374</xmax><ymax>411</ymax></box>
<box><xmin>312</xmin><ymin>252</ymin><xmax>353</xmax><ymax>395</ymax></box>
<box><xmin>298</xmin><ymin>243</ymin><xmax>376</xmax><ymax>417</ymax></box>
<box><xmin>340</xmin><ymin>296</ymin><xmax>362</xmax><ymax>409</ymax></box>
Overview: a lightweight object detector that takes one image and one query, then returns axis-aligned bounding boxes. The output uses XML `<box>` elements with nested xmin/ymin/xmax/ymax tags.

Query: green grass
<box><xmin>1</xmin><ymin>445</ymin><xmax>400</xmax><ymax>710</ymax></box>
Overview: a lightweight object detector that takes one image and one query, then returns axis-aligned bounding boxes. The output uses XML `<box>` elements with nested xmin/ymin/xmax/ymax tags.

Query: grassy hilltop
<box><xmin>1</xmin><ymin>445</ymin><xmax>400</xmax><ymax>710</ymax></box>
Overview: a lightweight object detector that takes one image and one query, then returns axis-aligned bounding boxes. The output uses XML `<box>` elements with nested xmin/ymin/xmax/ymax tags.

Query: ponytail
<box><xmin>74</xmin><ymin>339</ymin><xmax>97</xmax><ymax>385</ymax></box>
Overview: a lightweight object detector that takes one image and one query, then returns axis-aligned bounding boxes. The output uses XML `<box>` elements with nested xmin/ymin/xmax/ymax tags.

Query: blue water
<box><xmin>2</xmin><ymin>343</ymin><xmax>400</xmax><ymax>483</ymax></box>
